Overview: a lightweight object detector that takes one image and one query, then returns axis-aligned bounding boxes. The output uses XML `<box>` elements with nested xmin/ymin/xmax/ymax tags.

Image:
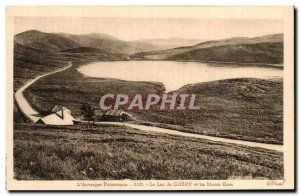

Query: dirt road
<box><xmin>14</xmin><ymin>62</ymin><xmax>73</xmax><ymax>122</ymax></box>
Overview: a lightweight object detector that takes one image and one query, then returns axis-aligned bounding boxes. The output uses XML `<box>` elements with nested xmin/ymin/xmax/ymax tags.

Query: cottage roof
<box><xmin>37</xmin><ymin>105</ymin><xmax>74</xmax><ymax>125</ymax></box>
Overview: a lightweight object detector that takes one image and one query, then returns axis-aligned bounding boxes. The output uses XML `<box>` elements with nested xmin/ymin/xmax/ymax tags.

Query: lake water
<box><xmin>77</xmin><ymin>61</ymin><xmax>283</xmax><ymax>92</ymax></box>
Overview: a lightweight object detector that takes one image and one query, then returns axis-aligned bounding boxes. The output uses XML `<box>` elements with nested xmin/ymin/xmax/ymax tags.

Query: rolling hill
<box><xmin>15</xmin><ymin>30</ymin><xmax>208</xmax><ymax>55</ymax></box>
<box><xmin>129</xmin><ymin>38</ymin><xmax>206</xmax><ymax>52</ymax></box>
<box><xmin>169</xmin><ymin>42</ymin><xmax>283</xmax><ymax>64</ymax></box>
<box><xmin>13</xmin><ymin>31</ymin><xmax>284</xmax><ymax>92</ymax></box>
<box><xmin>60</xmin><ymin>47</ymin><xmax>108</xmax><ymax>54</ymax></box>
<box><xmin>15</xmin><ymin>30</ymin><xmax>81</xmax><ymax>52</ymax></box>
<box><xmin>13</xmin><ymin>41</ymin><xmax>77</xmax><ymax>91</ymax></box>
<box><xmin>132</xmin><ymin>34</ymin><xmax>283</xmax><ymax>64</ymax></box>
<box><xmin>15</xmin><ymin>30</ymin><xmax>137</xmax><ymax>54</ymax></box>
<box><xmin>59</xmin><ymin>33</ymin><xmax>138</xmax><ymax>54</ymax></box>
<box><xmin>60</xmin><ymin>33</ymin><xmax>206</xmax><ymax>54</ymax></box>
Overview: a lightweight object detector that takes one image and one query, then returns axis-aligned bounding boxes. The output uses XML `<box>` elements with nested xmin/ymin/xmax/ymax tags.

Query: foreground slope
<box><xmin>13</xmin><ymin>41</ymin><xmax>72</xmax><ymax>91</ymax></box>
<box><xmin>14</xmin><ymin>124</ymin><xmax>283</xmax><ymax>180</ymax></box>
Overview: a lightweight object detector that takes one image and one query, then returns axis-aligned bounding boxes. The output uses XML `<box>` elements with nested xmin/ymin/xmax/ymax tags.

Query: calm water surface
<box><xmin>77</xmin><ymin>61</ymin><xmax>283</xmax><ymax>92</ymax></box>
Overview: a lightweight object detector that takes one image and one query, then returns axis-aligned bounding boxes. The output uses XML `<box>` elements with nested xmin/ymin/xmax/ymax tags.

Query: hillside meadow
<box><xmin>22</xmin><ymin>60</ymin><xmax>283</xmax><ymax>144</ymax></box>
<box><xmin>14</xmin><ymin>123</ymin><xmax>283</xmax><ymax>180</ymax></box>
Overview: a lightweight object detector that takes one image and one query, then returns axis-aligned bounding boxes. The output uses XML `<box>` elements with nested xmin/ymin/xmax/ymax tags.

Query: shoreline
<box><xmin>128</xmin><ymin>58</ymin><xmax>283</xmax><ymax>69</ymax></box>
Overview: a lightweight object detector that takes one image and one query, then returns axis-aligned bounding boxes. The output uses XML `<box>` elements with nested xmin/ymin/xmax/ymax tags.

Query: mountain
<box><xmin>59</xmin><ymin>33</ymin><xmax>139</xmax><ymax>54</ymax></box>
<box><xmin>15</xmin><ymin>30</ymin><xmax>207</xmax><ymax>55</ymax></box>
<box><xmin>14</xmin><ymin>30</ymin><xmax>283</xmax><ymax>64</ymax></box>
<box><xmin>170</xmin><ymin>42</ymin><xmax>283</xmax><ymax>64</ymax></box>
<box><xmin>14</xmin><ymin>30</ymin><xmax>137</xmax><ymax>54</ymax></box>
<box><xmin>14</xmin><ymin>30</ymin><xmax>81</xmax><ymax>52</ymax></box>
<box><xmin>60</xmin><ymin>34</ymin><xmax>205</xmax><ymax>54</ymax></box>
<box><xmin>14</xmin><ymin>41</ymin><xmax>68</xmax><ymax>90</ymax></box>
<box><xmin>132</xmin><ymin>37</ymin><xmax>249</xmax><ymax>60</ymax></box>
<box><xmin>132</xmin><ymin>34</ymin><xmax>283</xmax><ymax>64</ymax></box>
<box><xmin>147</xmin><ymin>38</ymin><xmax>207</xmax><ymax>47</ymax></box>
<box><xmin>244</xmin><ymin>34</ymin><xmax>283</xmax><ymax>44</ymax></box>
<box><xmin>129</xmin><ymin>38</ymin><xmax>207</xmax><ymax>52</ymax></box>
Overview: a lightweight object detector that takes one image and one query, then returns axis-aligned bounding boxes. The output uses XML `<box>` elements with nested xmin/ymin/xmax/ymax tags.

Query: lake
<box><xmin>77</xmin><ymin>61</ymin><xmax>283</xmax><ymax>92</ymax></box>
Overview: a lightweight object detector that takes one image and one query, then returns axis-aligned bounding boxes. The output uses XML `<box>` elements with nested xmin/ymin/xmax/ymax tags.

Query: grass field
<box><xmin>14</xmin><ymin>123</ymin><xmax>283</xmax><ymax>180</ymax></box>
<box><xmin>23</xmin><ymin>61</ymin><xmax>283</xmax><ymax>144</ymax></box>
<box><xmin>137</xmin><ymin>78</ymin><xmax>283</xmax><ymax>144</ymax></box>
<box><xmin>13</xmin><ymin>41</ymin><xmax>122</xmax><ymax>91</ymax></box>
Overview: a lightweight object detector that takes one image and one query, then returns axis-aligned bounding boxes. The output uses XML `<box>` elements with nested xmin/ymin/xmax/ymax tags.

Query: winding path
<box><xmin>14</xmin><ymin>62</ymin><xmax>73</xmax><ymax>122</ymax></box>
<box><xmin>94</xmin><ymin>122</ymin><xmax>283</xmax><ymax>152</ymax></box>
<box><xmin>14</xmin><ymin>61</ymin><xmax>283</xmax><ymax>152</ymax></box>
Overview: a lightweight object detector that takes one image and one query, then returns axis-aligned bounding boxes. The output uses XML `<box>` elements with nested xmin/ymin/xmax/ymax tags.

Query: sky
<box><xmin>14</xmin><ymin>17</ymin><xmax>283</xmax><ymax>41</ymax></box>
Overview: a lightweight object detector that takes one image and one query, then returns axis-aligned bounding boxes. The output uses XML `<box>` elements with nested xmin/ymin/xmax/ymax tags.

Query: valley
<box><xmin>13</xmin><ymin>30</ymin><xmax>284</xmax><ymax>180</ymax></box>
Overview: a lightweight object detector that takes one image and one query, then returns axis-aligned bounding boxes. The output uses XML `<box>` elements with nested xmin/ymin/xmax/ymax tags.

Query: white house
<box><xmin>36</xmin><ymin>105</ymin><xmax>75</xmax><ymax>125</ymax></box>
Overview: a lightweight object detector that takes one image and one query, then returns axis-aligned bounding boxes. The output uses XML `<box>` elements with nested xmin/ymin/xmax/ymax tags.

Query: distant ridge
<box><xmin>59</xmin><ymin>33</ymin><xmax>137</xmax><ymax>54</ymax></box>
<box><xmin>131</xmin><ymin>34</ymin><xmax>283</xmax><ymax>64</ymax></box>
<box><xmin>14</xmin><ymin>30</ymin><xmax>283</xmax><ymax>64</ymax></box>
<box><xmin>15</xmin><ymin>30</ymin><xmax>204</xmax><ymax>54</ymax></box>
<box><xmin>15</xmin><ymin>30</ymin><xmax>81</xmax><ymax>52</ymax></box>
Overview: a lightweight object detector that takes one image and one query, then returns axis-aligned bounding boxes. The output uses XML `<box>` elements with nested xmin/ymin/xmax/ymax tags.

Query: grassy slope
<box><xmin>23</xmin><ymin>61</ymin><xmax>165</xmax><ymax>116</ymax></box>
<box><xmin>61</xmin><ymin>47</ymin><xmax>109</xmax><ymax>54</ymax></box>
<box><xmin>132</xmin><ymin>34</ymin><xmax>283</xmax><ymax>64</ymax></box>
<box><xmin>13</xmin><ymin>41</ymin><xmax>122</xmax><ymax>91</ymax></box>
<box><xmin>169</xmin><ymin>42</ymin><xmax>283</xmax><ymax>64</ymax></box>
<box><xmin>14</xmin><ymin>124</ymin><xmax>283</xmax><ymax>180</ymax></box>
<box><xmin>138</xmin><ymin>78</ymin><xmax>283</xmax><ymax>144</ymax></box>
<box><xmin>23</xmin><ymin>62</ymin><xmax>283</xmax><ymax>144</ymax></box>
<box><xmin>13</xmin><ymin>42</ymin><xmax>79</xmax><ymax>123</ymax></box>
<box><xmin>13</xmin><ymin>42</ymin><xmax>71</xmax><ymax>91</ymax></box>
<box><xmin>59</xmin><ymin>33</ymin><xmax>139</xmax><ymax>54</ymax></box>
<box><xmin>13</xmin><ymin>41</ymin><xmax>123</xmax><ymax>123</ymax></box>
<box><xmin>15</xmin><ymin>30</ymin><xmax>81</xmax><ymax>52</ymax></box>
<box><xmin>132</xmin><ymin>37</ymin><xmax>249</xmax><ymax>60</ymax></box>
